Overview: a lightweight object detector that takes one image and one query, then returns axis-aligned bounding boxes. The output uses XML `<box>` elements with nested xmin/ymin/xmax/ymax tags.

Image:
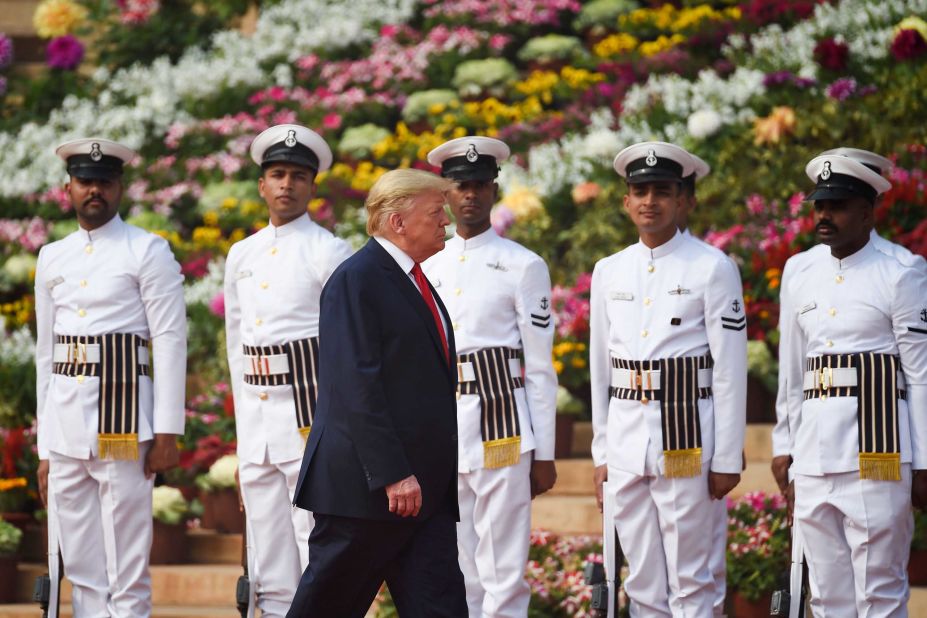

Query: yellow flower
<box><xmin>639</xmin><ymin>34</ymin><xmax>686</xmax><ymax>57</ymax></box>
<box><xmin>759</xmin><ymin>310</ymin><xmax>770</xmax><ymax>320</ymax></box>
<box><xmin>33</xmin><ymin>0</ymin><xmax>87</xmax><ymax>38</ymax></box>
<box><xmin>308</xmin><ymin>198</ymin><xmax>326</xmax><ymax>214</ymax></box>
<box><xmin>0</xmin><ymin>477</ymin><xmax>27</xmax><ymax>492</ymax></box>
<box><xmin>753</xmin><ymin>106</ymin><xmax>797</xmax><ymax>146</ymax></box>
<box><xmin>221</xmin><ymin>197</ymin><xmax>238</xmax><ymax>209</ymax></box>
<box><xmin>764</xmin><ymin>268</ymin><xmax>781</xmax><ymax>280</ymax></box>
<box><xmin>553</xmin><ymin>360</ymin><xmax>564</xmax><ymax>374</ymax></box>
<box><xmin>500</xmin><ymin>185</ymin><xmax>544</xmax><ymax>222</ymax></box>
<box><xmin>570</xmin><ymin>357</ymin><xmax>586</xmax><ymax>369</ymax></box>
<box><xmin>593</xmin><ymin>33</ymin><xmax>639</xmax><ymax>58</ymax></box>
<box><xmin>895</xmin><ymin>16</ymin><xmax>927</xmax><ymax>40</ymax></box>
<box><xmin>202</xmin><ymin>211</ymin><xmax>219</xmax><ymax>226</ymax></box>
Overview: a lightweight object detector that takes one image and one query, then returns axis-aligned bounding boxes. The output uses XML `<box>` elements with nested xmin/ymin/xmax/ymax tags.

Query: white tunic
<box><xmin>590</xmin><ymin>231</ymin><xmax>747</xmax><ymax>475</ymax></box>
<box><xmin>224</xmin><ymin>213</ymin><xmax>353</xmax><ymax>465</ymax></box>
<box><xmin>423</xmin><ymin>228</ymin><xmax>557</xmax><ymax>472</ymax></box>
<box><xmin>777</xmin><ymin>239</ymin><xmax>927</xmax><ymax>474</ymax></box>
<box><xmin>34</xmin><ymin>214</ymin><xmax>186</xmax><ymax>459</ymax></box>
<box><xmin>772</xmin><ymin>231</ymin><xmax>925</xmax><ymax>457</ymax></box>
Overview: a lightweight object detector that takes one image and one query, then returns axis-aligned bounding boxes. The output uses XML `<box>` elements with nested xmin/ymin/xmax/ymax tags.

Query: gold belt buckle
<box><xmin>69</xmin><ymin>343</ymin><xmax>86</xmax><ymax>364</ymax></box>
<box><xmin>457</xmin><ymin>363</ymin><xmax>465</xmax><ymax>382</ymax></box>
<box><xmin>819</xmin><ymin>367</ymin><xmax>832</xmax><ymax>391</ymax></box>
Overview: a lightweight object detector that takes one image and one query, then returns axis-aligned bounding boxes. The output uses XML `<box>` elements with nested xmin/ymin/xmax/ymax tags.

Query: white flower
<box><xmin>206</xmin><ymin>454</ymin><xmax>239</xmax><ymax>489</ymax></box>
<box><xmin>184</xmin><ymin>257</ymin><xmax>226</xmax><ymax>307</ymax></box>
<box><xmin>687</xmin><ymin>109</ymin><xmax>722</xmax><ymax>139</ymax></box>
<box><xmin>0</xmin><ymin>326</ymin><xmax>36</xmax><ymax>365</ymax></box>
<box><xmin>152</xmin><ymin>486</ymin><xmax>189</xmax><ymax>525</ymax></box>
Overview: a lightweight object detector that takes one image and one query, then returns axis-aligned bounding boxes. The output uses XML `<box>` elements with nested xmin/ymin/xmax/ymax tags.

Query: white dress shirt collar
<box><xmin>268</xmin><ymin>212</ymin><xmax>311</xmax><ymax>239</ymax></box>
<box><xmin>374</xmin><ymin>235</ymin><xmax>416</xmax><ymax>275</ymax></box>
<box><xmin>78</xmin><ymin>213</ymin><xmax>124</xmax><ymax>242</ymax></box>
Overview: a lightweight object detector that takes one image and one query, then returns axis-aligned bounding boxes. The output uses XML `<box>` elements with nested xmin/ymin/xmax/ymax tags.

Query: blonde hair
<box><xmin>365</xmin><ymin>168</ymin><xmax>451</xmax><ymax>236</ymax></box>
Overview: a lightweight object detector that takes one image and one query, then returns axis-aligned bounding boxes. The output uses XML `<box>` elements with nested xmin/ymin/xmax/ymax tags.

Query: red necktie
<box><xmin>411</xmin><ymin>263</ymin><xmax>449</xmax><ymax>364</ymax></box>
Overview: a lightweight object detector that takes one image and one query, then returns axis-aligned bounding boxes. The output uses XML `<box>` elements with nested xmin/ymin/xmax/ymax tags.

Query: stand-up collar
<box><xmin>452</xmin><ymin>226</ymin><xmax>497</xmax><ymax>251</ymax></box>
<box><xmin>268</xmin><ymin>212</ymin><xmax>312</xmax><ymax>238</ymax></box>
<box><xmin>635</xmin><ymin>229</ymin><xmax>685</xmax><ymax>260</ymax></box>
<box><xmin>78</xmin><ymin>213</ymin><xmax>123</xmax><ymax>242</ymax></box>
<box><xmin>829</xmin><ymin>238</ymin><xmax>875</xmax><ymax>271</ymax></box>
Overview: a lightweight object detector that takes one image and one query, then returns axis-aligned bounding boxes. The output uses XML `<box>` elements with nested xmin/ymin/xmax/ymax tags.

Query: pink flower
<box><xmin>46</xmin><ymin>35</ymin><xmax>84</xmax><ymax>70</ymax></box>
<box><xmin>322</xmin><ymin>113</ymin><xmax>342</xmax><ymax>130</ymax></box>
<box><xmin>208</xmin><ymin>292</ymin><xmax>225</xmax><ymax>317</ymax></box>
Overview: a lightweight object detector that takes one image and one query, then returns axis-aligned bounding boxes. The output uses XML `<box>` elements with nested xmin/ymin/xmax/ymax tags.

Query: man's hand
<box><xmin>594</xmin><ymin>464</ymin><xmax>608</xmax><ymax>513</ymax></box>
<box><xmin>708</xmin><ymin>472</ymin><xmax>740</xmax><ymax>500</ymax></box>
<box><xmin>913</xmin><ymin>470</ymin><xmax>927</xmax><ymax>510</ymax></box>
<box><xmin>771</xmin><ymin>455</ymin><xmax>791</xmax><ymax>493</ymax></box>
<box><xmin>38</xmin><ymin>459</ymin><xmax>49</xmax><ymax>508</ymax></box>
<box><xmin>144</xmin><ymin>434</ymin><xmax>180</xmax><ymax>478</ymax></box>
<box><xmin>530</xmin><ymin>459</ymin><xmax>557</xmax><ymax>499</ymax></box>
<box><xmin>386</xmin><ymin>475</ymin><xmax>422</xmax><ymax>518</ymax></box>
<box><xmin>786</xmin><ymin>480</ymin><xmax>795</xmax><ymax>526</ymax></box>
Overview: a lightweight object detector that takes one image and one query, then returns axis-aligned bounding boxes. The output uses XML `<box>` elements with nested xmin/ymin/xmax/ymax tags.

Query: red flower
<box><xmin>813</xmin><ymin>38</ymin><xmax>849</xmax><ymax>71</ymax></box>
<box><xmin>891</xmin><ymin>29</ymin><xmax>927</xmax><ymax>62</ymax></box>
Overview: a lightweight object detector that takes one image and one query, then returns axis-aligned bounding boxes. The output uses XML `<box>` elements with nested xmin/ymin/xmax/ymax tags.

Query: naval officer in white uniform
<box><xmin>423</xmin><ymin>136</ymin><xmax>558</xmax><ymax>618</ymax></box>
<box><xmin>224</xmin><ymin>124</ymin><xmax>353</xmax><ymax>617</ymax></box>
<box><xmin>590</xmin><ymin>141</ymin><xmax>747</xmax><ymax>616</ymax></box>
<box><xmin>36</xmin><ymin>137</ymin><xmax>187</xmax><ymax>617</ymax></box>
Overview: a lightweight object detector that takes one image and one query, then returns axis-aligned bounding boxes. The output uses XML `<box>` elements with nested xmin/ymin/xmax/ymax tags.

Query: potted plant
<box><xmin>196</xmin><ymin>453</ymin><xmax>243</xmax><ymax>534</ymax></box>
<box><xmin>726</xmin><ymin>491</ymin><xmax>790</xmax><ymax>616</ymax></box>
<box><xmin>746</xmin><ymin>339</ymin><xmax>778</xmax><ymax>423</ymax></box>
<box><xmin>554</xmin><ymin>386</ymin><xmax>584</xmax><ymax>459</ymax></box>
<box><xmin>908</xmin><ymin>508</ymin><xmax>927</xmax><ymax>585</ymax></box>
<box><xmin>151</xmin><ymin>486</ymin><xmax>192</xmax><ymax>564</ymax></box>
<box><xmin>0</xmin><ymin>518</ymin><xmax>23</xmax><ymax>602</ymax></box>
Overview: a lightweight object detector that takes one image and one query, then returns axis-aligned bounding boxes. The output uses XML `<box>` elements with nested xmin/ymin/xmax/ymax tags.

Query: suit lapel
<box><xmin>365</xmin><ymin>240</ymin><xmax>450</xmax><ymax>370</ymax></box>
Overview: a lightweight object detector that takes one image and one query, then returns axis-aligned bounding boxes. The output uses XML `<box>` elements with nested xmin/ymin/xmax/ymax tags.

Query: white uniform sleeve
<box><xmin>891</xmin><ymin>266</ymin><xmax>927</xmax><ymax>469</ymax></box>
<box><xmin>34</xmin><ymin>247</ymin><xmax>54</xmax><ymax>460</ymax></box>
<box><xmin>589</xmin><ymin>261</ymin><xmax>610</xmax><ymax>467</ymax></box>
<box><xmin>704</xmin><ymin>257</ymin><xmax>747</xmax><ymax>473</ymax></box>
<box><xmin>224</xmin><ymin>245</ymin><xmax>244</xmax><ymax>421</ymax></box>
<box><xmin>772</xmin><ymin>258</ymin><xmax>804</xmax><ymax>458</ymax></box>
<box><xmin>317</xmin><ymin>235</ymin><xmax>355</xmax><ymax>286</ymax></box>
<box><xmin>139</xmin><ymin>237</ymin><xmax>187</xmax><ymax>435</ymax></box>
<box><xmin>514</xmin><ymin>258</ymin><xmax>557</xmax><ymax>461</ymax></box>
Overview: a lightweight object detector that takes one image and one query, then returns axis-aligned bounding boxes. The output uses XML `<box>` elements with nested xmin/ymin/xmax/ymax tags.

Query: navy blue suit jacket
<box><xmin>293</xmin><ymin>238</ymin><xmax>458</xmax><ymax>521</ymax></box>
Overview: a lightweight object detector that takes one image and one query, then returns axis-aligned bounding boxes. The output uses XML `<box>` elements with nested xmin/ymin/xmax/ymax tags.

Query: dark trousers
<box><xmin>286</xmin><ymin>504</ymin><xmax>467</xmax><ymax>618</ymax></box>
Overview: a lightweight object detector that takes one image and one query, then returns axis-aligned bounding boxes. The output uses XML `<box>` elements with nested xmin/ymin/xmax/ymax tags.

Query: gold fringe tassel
<box><xmin>859</xmin><ymin>452</ymin><xmax>901</xmax><ymax>481</ymax></box>
<box><xmin>483</xmin><ymin>436</ymin><xmax>521</xmax><ymax>470</ymax></box>
<box><xmin>98</xmin><ymin>433</ymin><xmax>139</xmax><ymax>461</ymax></box>
<box><xmin>299</xmin><ymin>426</ymin><xmax>312</xmax><ymax>441</ymax></box>
<box><xmin>663</xmin><ymin>447</ymin><xmax>702</xmax><ymax>478</ymax></box>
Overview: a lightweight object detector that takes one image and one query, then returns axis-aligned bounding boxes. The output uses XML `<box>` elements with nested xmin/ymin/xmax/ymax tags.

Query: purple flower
<box><xmin>0</xmin><ymin>33</ymin><xmax>13</xmax><ymax>69</ymax></box>
<box><xmin>763</xmin><ymin>70</ymin><xmax>816</xmax><ymax>89</ymax></box>
<box><xmin>46</xmin><ymin>35</ymin><xmax>84</xmax><ymax>71</ymax></box>
<box><xmin>0</xmin><ymin>76</ymin><xmax>6</xmax><ymax>98</ymax></box>
<box><xmin>826</xmin><ymin>77</ymin><xmax>857</xmax><ymax>101</ymax></box>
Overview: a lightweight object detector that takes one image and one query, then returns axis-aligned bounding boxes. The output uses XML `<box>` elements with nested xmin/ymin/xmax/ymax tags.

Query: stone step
<box><xmin>0</xmin><ymin>1</ymin><xmax>39</xmax><ymax>36</ymax></box>
<box><xmin>0</xmin><ymin>605</ymin><xmax>239</xmax><ymax>617</ymax></box>
<box><xmin>13</xmin><ymin>563</ymin><xmax>244</xmax><ymax>607</ymax></box>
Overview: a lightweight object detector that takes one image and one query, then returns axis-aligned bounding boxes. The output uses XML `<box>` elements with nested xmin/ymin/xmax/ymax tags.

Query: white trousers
<box><xmin>710</xmin><ymin>498</ymin><xmax>727</xmax><ymax>616</ymax></box>
<box><xmin>794</xmin><ymin>467</ymin><xmax>912</xmax><ymax>618</ymax></box>
<box><xmin>49</xmin><ymin>447</ymin><xmax>154</xmax><ymax>618</ymax></box>
<box><xmin>607</xmin><ymin>464</ymin><xmax>715</xmax><ymax>618</ymax></box>
<box><xmin>457</xmin><ymin>455</ymin><xmax>532</xmax><ymax>618</ymax></box>
<box><xmin>239</xmin><ymin>456</ymin><xmax>314</xmax><ymax>618</ymax></box>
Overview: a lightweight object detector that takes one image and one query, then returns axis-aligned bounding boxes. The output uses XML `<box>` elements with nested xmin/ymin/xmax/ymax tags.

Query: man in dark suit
<box><xmin>287</xmin><ymin>168</ymin><xmax>468</xmax><ymax>618</ymax></box>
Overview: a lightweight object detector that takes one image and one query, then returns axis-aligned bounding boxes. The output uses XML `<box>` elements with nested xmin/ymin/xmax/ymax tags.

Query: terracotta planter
<box><xmin>21</xmin><ymin>521</ymin><xmax>48</xmax><ymax>562</ymax></box>
<box><xmin>554</xmin><ymin>414</ymin><xmax>575</xmax><ymax>459</ymax></box>
<box><xmin>909</xmin><ymin>549</ymin><xmax>927</xmax><ymax>585</ymax></box>
<box><xmin>730</xmin><ymin>590</ymin><xmax>773</xmax><ymax>618</ymax></box>
<box><xmin>150</xmin><ymin>520</ymin><xmax>188</xmax><ymax>564</ymax></box>
<box><xmin>0</xmin><ymin>555</ymin><xmax>18</xmax><ymax>603</ymax></box>
<box><xmin>199</xmin><ymin>488</ymin><xmax>244</xmax><ymax>534</ymax></box>
<box><xmin>746</xmin><ymin>375</ymin><xmax>775</xmax><ymax>423</ymax></box>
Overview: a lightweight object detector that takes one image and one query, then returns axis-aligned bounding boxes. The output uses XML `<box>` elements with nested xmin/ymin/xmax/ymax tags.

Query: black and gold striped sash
<box><xmin>53</xmin><ymin>333</ymin><xmax>149</xmax><ymax>460</ymax></box>
<box><xmin>242</xmin><ymin>337</ymin><xmax>319</xmax><ymax>438</ymax></box>
<box><xmin>804</xmin><ymin>353</ymin><xmax>905</xmax><ymax>481</ymax></box>
<box><xmin>611</xmin><ymin>354</ymin><xmax>713</xmax><ymax>478</ymax></box>
<box><xmin>457</xmin><ymin>347</ymin><xmax>525</xmax><ymax>469</ymax></box>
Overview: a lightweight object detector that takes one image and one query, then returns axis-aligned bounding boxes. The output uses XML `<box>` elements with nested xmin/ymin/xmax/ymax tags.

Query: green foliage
<box><xmin>573</xmin><ymin>0</ymin><xmax>639</xmax><ymax>33</ymax></box>
<box><xmin>338</xmin><ymin>124</ymin><xmax>392</xmax><ymax>159</ymax></box>
<box><xmin>726</xmin><ymin>492</ymin><xmax>790</xmax><ymax>602</ymax></box>
<box><xmin>517</xmin><ymin>34</ymin><xmax>586</xmax><ymax>63</ymax></box>
<box><xmin>452</xmin><ymin>58</ymin><xmax>518</xmax><ymax>98</ymax></box>
<box><xmin>401</xmin><ymin>89</ymin><xmax>459</xmax><ymax>123</ymax></box>
<box><xmin>0</xmin><ymin>519</ymin><xmax>23</xmax><ymax>555</ymax></box>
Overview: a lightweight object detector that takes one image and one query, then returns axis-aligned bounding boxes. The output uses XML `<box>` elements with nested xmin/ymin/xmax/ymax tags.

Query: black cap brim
<box><xmin>626</xmin><ymin>170</ymin><xmax>682</xmax><ymax>185</ymax></box>
<box><xmin>805</xmin><ymin>186</ymin><xmax>863</xmax><ymax>202</ymax></box>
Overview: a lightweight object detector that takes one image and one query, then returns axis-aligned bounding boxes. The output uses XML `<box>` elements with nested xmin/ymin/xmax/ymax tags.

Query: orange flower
<box><xmin>753</xmin><ymin>106</ymin><xmax>796</xmax><ymax>146</ymax></box>
<box><xmin>33</xmin><ymin>0</ymin><xmax>87</xmax><ymax>38</ymax></box>
<box><xmin>571</xmin><ymin>181</ymin><xmax>601</xmax><ymax>205</ymax></box>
